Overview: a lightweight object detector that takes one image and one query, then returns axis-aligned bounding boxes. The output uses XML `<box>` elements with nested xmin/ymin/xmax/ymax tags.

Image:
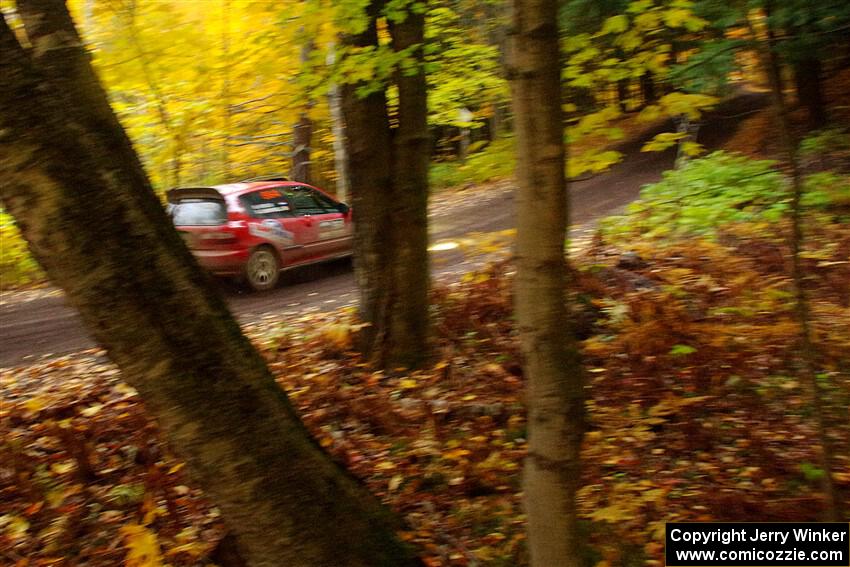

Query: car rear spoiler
<box><xmin>166</xmin><ymin>187</ymin><xmax>225</xmax><ymax>204</ymax></box>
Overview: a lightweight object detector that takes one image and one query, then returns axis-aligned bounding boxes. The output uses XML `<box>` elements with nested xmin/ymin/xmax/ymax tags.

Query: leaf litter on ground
<box><xmin>1</xmin><ymin>216</ymin><xmax>849</xmax><ymax>566</ymax></box>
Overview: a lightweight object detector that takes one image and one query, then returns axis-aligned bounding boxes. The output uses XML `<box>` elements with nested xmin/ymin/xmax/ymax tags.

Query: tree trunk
<box><xmin>507</xmin><ymin>0</ymin><xmax>585</xmax><ymax>565</ymax></box>
<box><xmin>292</xmin><ymin>38</ymin><xmax>314</xmax><ymax>184</ymax></box>
<box><xmin>1</xmin><ymin>7</ymin><xmax>418</xmax><ymax>566</ymax></box>
<box><xmin>388</xmin><ymin>7</ymin><xmax>430</xmax><ymax>369</ymax></box>
<box><xmin>340</xmin><ymin>1</ymin><xmax>397</xmax><ymax>364</ymax></box>
<box><xmin>759</xmin><ymin>4</ymin><xmax>840</xmax><ymax>521</ymax></box>
<box><xmin>793</xmin><ymin>57</ymin><xmax>827</xmax><ymax>130</ymax></box>
<box><xmin>485</xmin><ymin>0</ymin><xmax>510</xmax><ymax>137</ymax></box>
<box><xmin>221</xmin><ymin>0</ymin><xmax>232</xmax><ymax>177</ymax></box>
<box><xmin>327</xmin><ymin>42</ymin><xmax>350</xmax><ymax>204</ymax></box>
<box><xmin>292</xmin><ymin>110</ymin><xmax>313</xmax><ymax>182</ymax></box>
<box><xmin>490</xmin><ymin>101</ymin><xmax>506</xmax><ymax>138</ymax></box>
<box><xmin>616</xmin><ymin>78</ymin><xmax>629</xmax><ymax>112</ymax></box>
<box><xmin>340</xmin><ymin>0</ymin><xmax>430</xmax><ymax>369</ymax></box>
<box><xmin>640</xmin><ymin>72</ymin><xmax>657</xmax><ymax>106</ymax></box>
<box><xmin>566</xmin><ymin>86</ymin><xmax>596</xmax><ymax>115</ymax></box>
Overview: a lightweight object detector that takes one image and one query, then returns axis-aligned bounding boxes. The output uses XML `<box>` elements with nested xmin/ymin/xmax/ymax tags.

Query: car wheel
<box><xmin>244</xmin><ymin>247</ymin><xmax>280</xmax><ymax>291</ymax></box>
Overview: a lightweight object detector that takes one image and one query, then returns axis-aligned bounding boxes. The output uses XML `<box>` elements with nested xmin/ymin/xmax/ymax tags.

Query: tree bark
<box><xmin>327</xmin><ymin>42</ymin><xmax>350</xmax><ymax>203</ymax></box>
<box><xmin>291</xmin><ymin>109</ymin><xmax>313</xmax><ymax>182</ymax></box>
<box><xmin>759</xmin><ymin>4</ymin><xmax>840</xmax><ymax>521</ymax></box>
<box><xmin>340</xmin><ymin>1</ymin><xmax>397</xmax><ymax>364</ymax></box>
<box><xmin>616</xmin><ymin>78</ymin><xmax>629</xmax><ymax>112</ymax></box>
<box><xmin>640</xmin><ymin>72</ymin><xmax>657</xmax><ymax>107</ymax></box>
<box><xmin>1</xmin><ymin>6</ymin><xmax>418</xmax><ymax>566</ymax></box>
<box><xmin>221</xmin><ymin>0</ymin><xmax>232</xmax><ymax>177</ymax></box>
<box><xmin>388</xmin><ymin>6</ymin><xmax>430</xmax><ymax>369</ymax></box>
<box><xmin>340</xmin><ymin>0</ymin><xmax>430</xmax><ymax>369</ymax></box>
<box><xmin>507</xmin><ymin>0</ymin><xmax>585</xmax><ymax>565</ymax></box>
<box><xmin>292</xmin><ymin>38</ymin><xmax>314</xmax><ymax>184</ymax></box>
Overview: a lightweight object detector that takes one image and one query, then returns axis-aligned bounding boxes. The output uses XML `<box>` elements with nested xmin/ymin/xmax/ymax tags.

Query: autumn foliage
<box><xmin>3</xmin><ymin>201</ymin><xmax>848</xmax><ymax>564</ymax></box>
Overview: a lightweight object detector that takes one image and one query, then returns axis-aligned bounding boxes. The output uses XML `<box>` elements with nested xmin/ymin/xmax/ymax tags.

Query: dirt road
<box><xmin>0</xmin><ymin>94</ymin><xmax>764</xmax><ymax>366</ymax></box>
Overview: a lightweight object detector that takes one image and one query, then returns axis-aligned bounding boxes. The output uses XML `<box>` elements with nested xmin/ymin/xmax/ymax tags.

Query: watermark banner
<box><xmin>666</xmin><ymin>522</ymin><xmax>849</xmax><ymax>566</ymax></box>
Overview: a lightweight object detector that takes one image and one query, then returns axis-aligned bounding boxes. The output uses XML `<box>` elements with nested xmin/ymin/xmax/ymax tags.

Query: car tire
<box><xmin>244</xmin><ymin>247</ymin><xmax>280</xmax><ymax>291</ymax></box>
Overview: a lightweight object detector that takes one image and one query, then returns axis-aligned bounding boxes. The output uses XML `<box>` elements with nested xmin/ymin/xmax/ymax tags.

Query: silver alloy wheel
<box><xmin>245</xmin><ymin>248</ymin><xmax>280</xmax><ymax>291</ymax></box>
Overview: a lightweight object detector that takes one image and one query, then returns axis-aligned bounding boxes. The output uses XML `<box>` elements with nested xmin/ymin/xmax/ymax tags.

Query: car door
<box><xmin>309</xmin><ymin>188</ymin><xmax>353</xmax><ymax>255</ymax></box>
<box><xmin>239</xmin><ymin>188</ymin><xmax>311</xmax><ymax>264</ymax></box>
<box><xmin>284</xmin><ymin>186</ymin><xmax>343</xmax><ymax>261</ymax></box>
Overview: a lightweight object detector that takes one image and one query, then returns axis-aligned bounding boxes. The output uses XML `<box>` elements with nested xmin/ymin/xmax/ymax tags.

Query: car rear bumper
<box><xmin>191</xmin><ymin>248</ymin><xmax>250</xmax><ymax>275</ymax></box>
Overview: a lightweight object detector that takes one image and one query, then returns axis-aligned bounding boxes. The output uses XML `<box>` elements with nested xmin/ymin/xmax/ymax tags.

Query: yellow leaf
<box><xmin>0</xmin><ymin>514</ymin><xmax>30</xmax><ymax>540</ymax></box>
<box><xmin>590</xmin><ymin>502</ymin><xmax>633</xmax><ymax>523</ymax></box>
<box><xmin>113</xmin><ymin>383</ymin><xmax>138</xmax><ymax>397</ymax></box>
<box><xmin>81</xmin><ymin>403</ymin><xmax>104</xmax><ymax>417</ymax></box>
<box><xmin>24</xmin><ymin>396</ymin><xmax>48</xmax><ymax>413</ymax></box>
<box><xmin>167</xmin><ymin>463</ymin><xmax>185</xmax><ymax>474</ymax></box>
<box><xmin>165</xmin><ymin>541</ymin><xmax>209</xmax><ymax>559</ymax></box>
<box><xmin>443</xmin><ymin>448</ymin><xmax>471</xmax><ymax>461</ymax></box>
<box><xmin>681</xmin><ymin>141</ymin><xmax>704</xmax><ymax>157</ymax></box>
<box><xmin>634</xmin><ymin>11</ymin><xmax>660</xmax><ymax>30</ymax></box>
<box><xmin>400</xmin><ymin>379</ymin><xmax>418</xmax><ymax>389</ymax></box>
<box><xmin>601</xmin><ymin>14</ymin><xmax>629</xmax><ymax>35</ymax></box>
<box><xmin>585</xmin><ymin>431</ymin><xmax>603</xmax><ymax>442</ymax></box>
<box><xmin>642</xmin><ymin>132</ymin><xmax>687</xmax><ymax>152</ymax></box>
<box><xmin>648</xmin><ymin>395</ymin><xmax>710</xmax><ymax>417</ymax></box>
<box><xmin>641</xmin><ymin>488</ymin><xmax>666</xmax><ymax>503</ymax></box>
<box><xmin>120</xmin><ymin>523</ymin><xmax>163</xmax><ymax>567</ymax></box>
<box><xmin>663</xmin><ymin>7</ymin><xmax>691</xmax><ymax>28</ymax></box>
<box><xmin>637</xmin><ymin>105</ymin><xmax>661</xmax><ymax>123</ymax></box>
<box><xmin>483</xmin><ymin>363</ymin><xmax>505</xmax><ymax>375</ymax></box>
<box><xmin>141</xmin><ymin>494</ymin><xmax>159</xmax><ymax>526</ymax></box>
<box><xmin>50</xmin><ymin>461</ymin><xmax>75</xmax><ymax>476</ymax></box>
<box><xmin>619</xmin><ymin>30</ymin><xmax>642</xmax><ymax>51</ymax></box>
<box><xmin>628</xmin><ymin>0</ymin><xmax>653</xmax><ymax>13</ymax></box>
<box><xmin>321</xmin><ymin>322</ymin><xmax>351</xmax><ymax>349</ymax></box>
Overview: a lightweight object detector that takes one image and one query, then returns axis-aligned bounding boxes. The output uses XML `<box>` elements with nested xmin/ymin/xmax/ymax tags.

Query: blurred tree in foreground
<box><xmin>508</xmin><ymin>0</ymin><xmax>585</xmax><ymax>565</ymax></box>
<box><xmin>0</xmin><ymin>1</ymin><xmax>419</xmax><ymax>565</ymax></box>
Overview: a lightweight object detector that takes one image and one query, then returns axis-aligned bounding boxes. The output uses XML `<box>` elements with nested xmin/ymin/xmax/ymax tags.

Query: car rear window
<box><xmin>240</xmin><ymin>189</ymin><xmax>294</xmax><ymax>218</ymax></box>
<box><xmin>171</xmin><ymin>199</ymin><xmax>227</xmax><ymax>226</ymax></box>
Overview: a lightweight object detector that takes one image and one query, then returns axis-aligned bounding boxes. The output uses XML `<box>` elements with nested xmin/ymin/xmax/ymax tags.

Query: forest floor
<box><xmin>3</xmin><ymin>78</ymin><xmax>850</xmax><ymax>565</ymax></box>
<box><xmin>2</xmin><ymin>209</ymin><xmax>848</xmax><ymax>566</ymax></box>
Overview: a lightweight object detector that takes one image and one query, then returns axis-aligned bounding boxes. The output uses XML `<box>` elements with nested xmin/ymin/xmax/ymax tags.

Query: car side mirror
<box><xmin>337</xmin><ymin>202</ymin><xmax>350</xmax><ymax>215</ymax></box>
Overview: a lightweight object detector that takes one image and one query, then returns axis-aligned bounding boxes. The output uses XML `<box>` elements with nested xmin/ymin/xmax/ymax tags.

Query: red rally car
<box><xmin>167</xmin><ymin>178</ymin><xmax>352</xmax><ymax>291</ymax></box>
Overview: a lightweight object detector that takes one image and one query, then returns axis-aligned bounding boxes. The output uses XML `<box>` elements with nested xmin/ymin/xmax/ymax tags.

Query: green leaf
<box><xmin>627</xmin><ymin>0</ymin><xmax>654</xmax><ymax>14</ymax></box>
<box><xmin>663</xmin><ymin>7</ymin><xmax>692</xmax><ymax>28</ymax></box>
<box><xmin>637</xmin><ymin>104</ymin><xmax>662</xmax><ymax>123</ymax></box>
<box><xmin>799</xmin><ymin>463</ymin><xmax>826</xmax><ymax>482</ymax></box>
<box><xmin>601</xmin><ymin>15</ymin><xmax>629</xmax><ymax>35</ymax></box>
<box><xmin>669</xmin><ymin>344</ymin><xmax>697</xmax><ymax>356</ymax></box>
